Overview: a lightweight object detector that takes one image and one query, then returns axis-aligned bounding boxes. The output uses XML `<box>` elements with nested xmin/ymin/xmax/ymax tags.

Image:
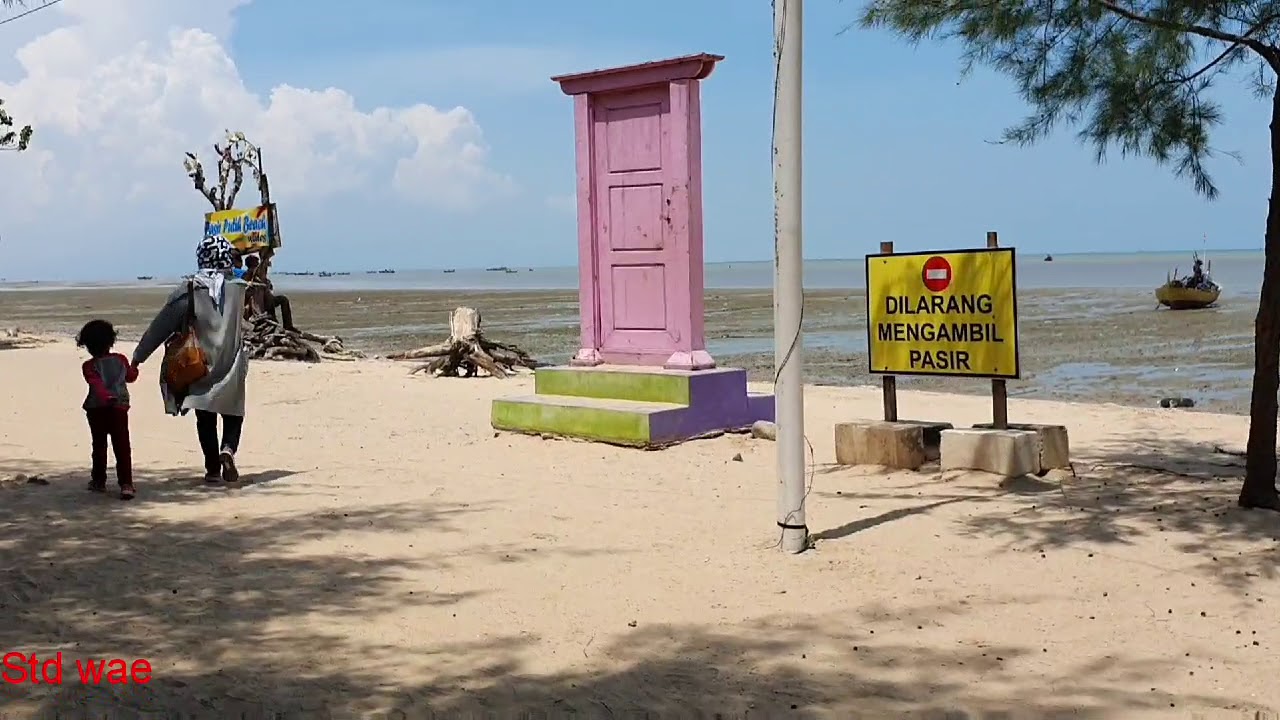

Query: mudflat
<box><xmin>0</xmin><ymin>285</ymin><xmax>1255</xmax><ymax>412</ymax></box>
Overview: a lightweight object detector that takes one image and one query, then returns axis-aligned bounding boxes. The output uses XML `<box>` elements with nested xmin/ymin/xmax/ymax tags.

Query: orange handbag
<box><xmin>163</xmin><ymin>281</ymin><xmax>209</xmax><ymax>392</ymax></box>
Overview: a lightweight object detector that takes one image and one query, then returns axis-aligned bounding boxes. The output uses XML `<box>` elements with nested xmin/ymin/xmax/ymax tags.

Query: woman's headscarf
<box><xmin>194</xmin><ymin>235</ymin><xmax>236</xmax><ymax>307</ymax></box>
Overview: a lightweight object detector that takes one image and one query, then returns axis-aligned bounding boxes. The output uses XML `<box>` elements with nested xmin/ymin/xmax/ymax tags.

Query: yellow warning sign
<box><xmin>865</xmin><ymin>247</ymin><xmax>1019</xmax><ymax>378</ymax></box>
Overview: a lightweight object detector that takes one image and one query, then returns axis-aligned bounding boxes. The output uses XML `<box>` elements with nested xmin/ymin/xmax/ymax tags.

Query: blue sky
<box><xmin>0</xmin><ymin>0</ymin><xmax>1272</xmax><ymax>279</ymax></box>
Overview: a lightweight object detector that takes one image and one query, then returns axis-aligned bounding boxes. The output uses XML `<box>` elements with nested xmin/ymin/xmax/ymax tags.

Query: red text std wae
<box><xmin>2</xmin><ymin>652</ymin><xmax>152</xmax><ymax>685</ymax></box>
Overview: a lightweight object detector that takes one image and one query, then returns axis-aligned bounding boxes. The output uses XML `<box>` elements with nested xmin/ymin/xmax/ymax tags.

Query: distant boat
<box><xmin>504</xmin><ymin>268</ymin><xmax>518</xmax><ymax>274</ymax></box>
<box><xmin>485</xmin><ymin>266</ymin><xmax>510</xmax><ymax>272</ymax></box>
<box><xmin>443</xmin><ymin>269</ymin><xmax>456</xmax><ymax>273</ymax></box>
<box><xmin>1043</xmin><ymin>255</ymin><xmax>1053</xmax><ymax>262</ymax></box>
<box><xmin>136</xmin><ymin>275</ymin><xmax>154</xmax><ymax>280</ymax></box>
<box><xmin>1156</xmin><ymin>251</ymin><xmax>1221</xmax><ymax>310</ymax></box>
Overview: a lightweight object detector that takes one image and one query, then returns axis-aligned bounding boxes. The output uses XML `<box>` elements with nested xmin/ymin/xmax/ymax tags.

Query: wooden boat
<box><xmin>1156</xmin><ymin>251</ymin><xmax>1221</xmax><ymax>309</ymax></box>
<box><xmin>1155</xmin><ymin>283</ymin><xmax>1220</xmax><ymax>309</ymax></box>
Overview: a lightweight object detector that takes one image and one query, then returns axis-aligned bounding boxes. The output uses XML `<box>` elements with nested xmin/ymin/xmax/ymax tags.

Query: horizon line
<box><xmin>0</xmin><ymin>246</ymin><xmax>1264</xmax><ymax>285</ymax></box>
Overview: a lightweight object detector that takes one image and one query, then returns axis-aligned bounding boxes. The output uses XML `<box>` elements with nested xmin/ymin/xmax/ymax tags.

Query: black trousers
<box><xmin>267</xmin><ymin>294</ymin><xmax>295</xmax><ymax>330</ymax></box>
<box><xmin>195</xmin><ymin>410</ymin><xmax>244</xmax><ymax>475</ymax></box>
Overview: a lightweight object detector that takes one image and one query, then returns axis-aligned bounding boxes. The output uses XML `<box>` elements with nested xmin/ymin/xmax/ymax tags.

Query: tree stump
<box><xmin>388</xmin><ymin>306</ymin><xmax>539</xmax><ymax>378</ymax></box>
<box><xmin>243</xmin><ymin>314</ymin><xmax>364</xmax><ymax>362</ymax></box>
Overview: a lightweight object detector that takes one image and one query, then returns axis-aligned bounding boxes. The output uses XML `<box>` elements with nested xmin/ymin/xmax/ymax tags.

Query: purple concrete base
<box><xmin>506</xmin><ymin>365</ymin><xmax>775</xmax><ymax>447</ymax></box>
<box><xmin>747</xmin><ymin>393</ymin><xmax>776</xmax><ymax>422</ymax></box>
<box><xmin>646</xmin><ymin>369</ymin><xmax>773</xmax><ymax>445</ymax></box>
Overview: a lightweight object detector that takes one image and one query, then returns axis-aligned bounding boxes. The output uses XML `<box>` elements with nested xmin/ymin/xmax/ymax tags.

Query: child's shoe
<box><xmin>87</xmin><ymin>479</ymin><xmax>106</xmax><ymax>493</ymax></box>
<box><xmin>119</xmin><ymin>484</ymin><xmax>135</xmax><ymax>500</ymax></box>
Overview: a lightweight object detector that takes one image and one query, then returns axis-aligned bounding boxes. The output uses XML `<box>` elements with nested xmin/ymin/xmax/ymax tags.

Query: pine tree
<box><xmin>0</xmin><ymin>98</ymin><xmax>31</xmax><ymax>151</ymax></box>
<box><xmin>0</xmin><ymin>0</ymin><xmax>36</xmax><ymax>151</ymax></box>
<box><xmin>861</xmin><ymin>1</ymin><xmax>1280</xmax><ymax>509</ymax></box>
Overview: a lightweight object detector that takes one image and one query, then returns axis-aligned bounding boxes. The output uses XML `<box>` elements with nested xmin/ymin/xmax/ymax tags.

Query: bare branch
<box><xmin>182</xmin><ymin>131</ymin><xmax>267</xmax><ymax>212</ymax></box>
<box><xmin>183</xmin><ymin>153</ymin><xmax>221</xmax><ymax>210</ymax></box>
<box><xmin>215</xmin><ymin>143</ymin><xmax>230</xmax><ymax>208</ymax></box>
<box><xmin>227</xmin><ymin>160</ymin><xmax>245</xmax><ymax>209</ymax></box>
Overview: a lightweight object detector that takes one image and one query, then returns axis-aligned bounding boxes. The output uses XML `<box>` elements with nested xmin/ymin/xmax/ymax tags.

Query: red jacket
<box><xmin>82</xmin><ymin>353</ymin><xmax>138</xmax><ymax>410</ymax></box>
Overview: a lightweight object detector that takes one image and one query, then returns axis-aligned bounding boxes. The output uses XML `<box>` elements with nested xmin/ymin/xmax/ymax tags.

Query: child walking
<box><xmin>77</xmin><ymin>319</ymin><xmax>139</xmax><ymax>500</ymax></box>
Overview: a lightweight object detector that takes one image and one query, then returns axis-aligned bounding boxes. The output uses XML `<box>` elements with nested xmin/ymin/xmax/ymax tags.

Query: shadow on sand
<box><xmin>1</xmin><ymin>448</ymin><xmax>1277</xmax><ymax>717</ymax></box>
<box><xmin>811</xmin><ymin>433</ymin><xmax>1280</xmax><ymax>592</ymax></box>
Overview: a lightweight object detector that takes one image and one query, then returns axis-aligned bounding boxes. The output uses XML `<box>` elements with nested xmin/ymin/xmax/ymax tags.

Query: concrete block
<box><xmin>894</xmin><ymin>420</ymin><xmax>954</xmax><ymax>460</ymax></box>
<box><xmin>834</xmin><ymin>421</ymin><xmax>942</xmax><ymax>470</ymax></box>
<box><xmin>972</xmin><ymin>422</ymin><xmax>1071</xmax><ymax>471</ymax></box>
<box><xmin>940</xmin><ymin>428</ymin><xmax>1039</xmax><ymax>477</ymax></box>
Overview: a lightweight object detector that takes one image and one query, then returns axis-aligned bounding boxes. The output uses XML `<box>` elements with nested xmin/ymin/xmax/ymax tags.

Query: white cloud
<box><xmin>0</xmin><ymin>0</ymin><xmax>512</xmax><ymax>277</ymax></box>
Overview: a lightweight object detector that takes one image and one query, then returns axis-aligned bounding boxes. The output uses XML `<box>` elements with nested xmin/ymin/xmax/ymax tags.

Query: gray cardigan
<box><xmin>132</xmin><ymin>278</ymin><xmax>249</xmax><ymax>417</ymax></box>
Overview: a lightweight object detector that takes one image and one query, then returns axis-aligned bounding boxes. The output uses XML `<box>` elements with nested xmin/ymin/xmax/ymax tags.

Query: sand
<box><xmin>2</xmin><ymin>341</ymin><xmax>1279</xmax><ymax>718</ymax></box>
<box><xmin>0</xmin><ymin>285</ymin><xmax>1260</xmax><ymax>413</ymax></box>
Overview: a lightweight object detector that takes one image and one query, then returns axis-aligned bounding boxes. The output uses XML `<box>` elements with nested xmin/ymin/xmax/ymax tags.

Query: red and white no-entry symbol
<box><xmin>921</xmin><ymin>256</ymin><xmax>952</xmax><ymax>292</ymax></box>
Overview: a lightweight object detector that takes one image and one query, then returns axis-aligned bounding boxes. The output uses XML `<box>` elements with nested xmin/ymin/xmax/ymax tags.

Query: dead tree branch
<box><xmin>183</xmin><ymin>130</ymin><xmax>265</xmax><ymax>211</ymax></box>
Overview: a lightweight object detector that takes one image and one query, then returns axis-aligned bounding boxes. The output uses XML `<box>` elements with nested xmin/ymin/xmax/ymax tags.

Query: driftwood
<box><xmin>388</xmin><ymin>307</ymin><xmax>538</xmax><ymax>378</ymax></box>
<box><xmin>0</xmin><ymin>327</ymin><xmax>52</xmax><ymax>350</ymax></box>
<box><xmin>243</xmin><ymin>313</ymin><xmax>364</xmax><ymax>362</ymax></box>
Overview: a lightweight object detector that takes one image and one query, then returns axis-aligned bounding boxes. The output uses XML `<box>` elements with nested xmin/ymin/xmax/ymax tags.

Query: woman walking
<box><xmin>132</xmin><ymin>236</ymin><xmax>249</xmax><ymax>483</ymax></box>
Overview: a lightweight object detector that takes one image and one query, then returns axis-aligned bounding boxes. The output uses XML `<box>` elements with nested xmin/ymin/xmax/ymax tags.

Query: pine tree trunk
<box><xmin>1239</xmin><ymin>85</ymin><xmax>1280</xmax><ymax>510</ymax></box>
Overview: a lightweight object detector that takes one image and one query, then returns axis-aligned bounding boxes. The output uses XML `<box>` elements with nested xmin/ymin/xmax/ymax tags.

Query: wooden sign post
<box><xmin>879</xmin><ymin>240</ymin><xmax>899</xmax><ymax>422</ymax></box>
<box><xmin>866</xmin><ymin>231</ymin><xmax>1019</xmax><ymax>429</ymax></box>
<box><xmin>986</xmin><ymin>230</ymin><xmax>1009</xmax><ymax>429</ymax></box>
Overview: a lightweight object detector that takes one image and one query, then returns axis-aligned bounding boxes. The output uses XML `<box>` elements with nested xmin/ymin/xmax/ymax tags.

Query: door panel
<box><xmin>591</xmin><ymin>86</ymin><xmax>683</xmax><ymax>358</ymax></box>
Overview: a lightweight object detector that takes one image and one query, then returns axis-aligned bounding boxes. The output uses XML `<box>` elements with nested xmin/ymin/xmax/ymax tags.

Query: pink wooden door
<box><xmin>591</xmin><ymin>86</ymin><xmax>685</xmax><ymax>363</ymax></box>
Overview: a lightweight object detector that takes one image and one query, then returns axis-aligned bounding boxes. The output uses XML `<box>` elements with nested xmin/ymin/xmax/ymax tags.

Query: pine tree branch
<box><xmin>1127</xmin><ymin>11</ymin><xmax>1280</xmax><ymax>103</ymax></box>
<box><xmin>1098</xmin><ymin>1</ymin><xmax>1276</xmax><ymax>58</ymax></box>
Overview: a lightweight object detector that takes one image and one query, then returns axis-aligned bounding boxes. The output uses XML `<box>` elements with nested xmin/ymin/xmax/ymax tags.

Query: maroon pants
<box><xmin>86</xmin><ymin>407</ymin><xmax>132</xmax><ymax>486</ymax></box>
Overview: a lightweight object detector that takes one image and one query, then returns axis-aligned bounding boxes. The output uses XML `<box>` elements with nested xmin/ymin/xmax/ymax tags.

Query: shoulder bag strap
<box><xmin>185</xmin><ymin>280</ymin><xmax>197</xmax><ymax>328</ymax></box>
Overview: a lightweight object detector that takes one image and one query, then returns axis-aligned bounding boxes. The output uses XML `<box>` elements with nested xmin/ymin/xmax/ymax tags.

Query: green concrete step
<box><xmin>533</xmin><ymin>365</ymin><xmax>747</xmax><ymax>405</ymax></box>
<box><xmin>491</xmin><ymin>394</ymin><xmax>685</xmax><ymax>446</ymax></box>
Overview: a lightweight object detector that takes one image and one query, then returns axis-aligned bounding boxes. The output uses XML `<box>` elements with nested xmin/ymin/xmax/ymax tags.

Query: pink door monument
<box><xmin>489</xmin><ymin>54</ymin><xmax>773</xmax><ymax>449</ymax></box>
<box><xmin>552</xmin><ymin>53</ymin><xmax>721</xmax><ymax>371</ymax></box>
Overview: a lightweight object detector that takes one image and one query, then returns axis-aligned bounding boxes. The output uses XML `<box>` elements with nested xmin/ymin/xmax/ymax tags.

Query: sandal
<box><xmin>119</xmin><ymin>485</ymin><xmax>135</xmax><ymax>500</ymax></box>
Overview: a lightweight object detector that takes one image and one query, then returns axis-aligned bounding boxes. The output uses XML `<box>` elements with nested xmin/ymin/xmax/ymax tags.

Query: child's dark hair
<box><xmin>76</xmin><ymin>319</ymin><xmax>117</xmax><ymax>357</ymax></box>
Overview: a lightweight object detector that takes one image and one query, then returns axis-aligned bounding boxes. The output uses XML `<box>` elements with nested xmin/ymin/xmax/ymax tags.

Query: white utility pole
<box><xmin>773</xmin><ymin>0</ymin><xmax>807</xmax><ymax>554</ymax></box>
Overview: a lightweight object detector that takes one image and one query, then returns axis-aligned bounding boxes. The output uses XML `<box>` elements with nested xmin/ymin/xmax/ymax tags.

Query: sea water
<box><xmin>1</xmin><ymin>249</ymin><xmax>1263</xmax><ymax>295</ymax></box>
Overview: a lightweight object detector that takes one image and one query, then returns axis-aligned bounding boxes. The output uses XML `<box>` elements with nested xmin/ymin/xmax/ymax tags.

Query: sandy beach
<box><xmin>0</xmin><ymin>284</ymin><xmax>1259</xmax><ymax>413</ymax></box>
<box><xmin>1</xmin><ymin>340</ymin><xmax>1278</xmax><ymax>718</ymax></box>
